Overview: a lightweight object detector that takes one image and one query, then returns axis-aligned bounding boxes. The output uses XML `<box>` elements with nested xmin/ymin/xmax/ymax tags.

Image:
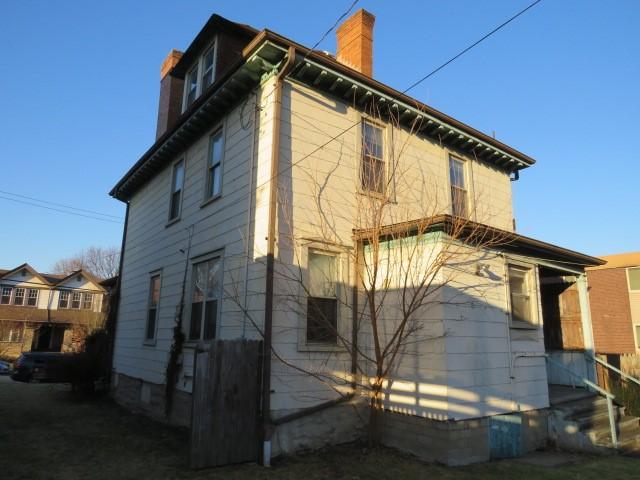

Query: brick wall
<box><xmin>587</xmin><ymin>267</ymin><xmax>635</xmax><ymax>354</ymax></box>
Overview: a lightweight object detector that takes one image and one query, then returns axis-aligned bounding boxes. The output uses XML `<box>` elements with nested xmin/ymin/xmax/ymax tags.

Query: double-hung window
<box><xmin>189</xmin><ymin>257</ymin><xmax>222</xmax><ymax>341</ymax></box>
<box><xmin>71</xmin><ymin>291</ymin><xmax>81</xmax><ymax>309</ymax></box>
<box><xmin>146</xmin><ymin>275</ymin><xmax>161</xmax><ymax>341</ymax></box>
<box><xmin>185</xmin><ymin>66</ymin><xmax>198</xmax><ymax>108</ymax></box>
<box><xmin>205</xmin><ymin>130</ymin><xmax>224</xmax><ymax>200</ymax></box>
<box><xmin>449</xmin><ymin>156</ymin><xmax>468</xmax><ymax>218</ymax></box>
<box><xmin>0</xmin><ymin>322</ymin><xmax>22</xmax><ymax>343</ymax></box>
<box><xmin>59</xmin><ymin>291</ymin><xmax>70</xmax><ymax>308</ymax></box>
<box><xmin>27</xmin><ymin>289</ymin><xmax>38</xmax><ymax>307</ymax></box>
<box><xmin>13</xmin><ymin>288</ymin><xmax>25</xmax><ymax>306</ymax></box>
<box><xmin>169</xmin><ymin>160</ymin><xmax>185</xmax><ymax>221</ymax></box>
<box><xmin>508</xmin><ymin>264</ymin><xmax>536</xmax><ymax>328</ymax></box>
<box><xmin>361</xmin><ymin>120</ymin><xmax>385</xmax><ymax>194</ymax></box>
<box><xmin>201</xmin><ymin>46</ymin><xmax>215</xmax><ymax>91</ymax></box>
<box><xmin>306</xmin><ymin>251</ymin><xmax>338</xmax><ymax>344</ymax></box>
<box><xmin>1</xmin><ymin>287</ymin><xmax>12</xmax><ymax>305</ymax></box>
<box><xmin>82</xmin><ymin>293</ymin><xmax>93</xmax><ymax>310</ymax></box>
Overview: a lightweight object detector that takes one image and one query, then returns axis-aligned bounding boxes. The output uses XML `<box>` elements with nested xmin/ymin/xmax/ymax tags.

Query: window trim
<box><xmin>200</xmin><ymin>40</ymin><xmax>218</xmax><ymax>94</ymax></box>
<box><xmin>298</xmin><ymin>245</ymin><xmax>348</xmax><ymax>352</ymax></box>
<box><xmin>183</xmin><ymin>64</ymin><xmax>199</xmax><ymax>111</ymax></box>
<box><xmin>358</xmin><ymin>118</ymin><xmax>388</xmax><ymax>197</ymax></box>
<box><xmin>167</xmin><ymin>157</ymin><xmax>186</xmax><ymax>225</ymax></box>
<box><xmin>1</xmin><ymin>286</ymin><xmax>13</xmax><ymax>305</ymax></box>
<box><xmin>506</xmin><ymin>261</ymin><xmax>539</xmax><ymax>330</ymax></box>
<box><xmin>26</xmin><ymin>288</ymin><xmax>38</xmax><ymax>307</ymax></box>
<box><xmin>202</xmin><ymin>126</ymin><xmax>225</xmax><ymax>205</ymax></box>
<box><xmin>626</xmin><ymin>267</ymin><xmax>640</xmax><ymax>292</ymax></box>
<box><xmin>13</xmin><ymin>287</ymin><xmax>25</xmax><ymax>306</ymax></box>
<box><xmin>144</xmin><ymin>271</ymin><xmax>162</xmax><ymax>345</ymax></box>
<box><xmin>58</xmin><ymin>290</ymin><xmax>70</xmax><ymax>309</ymax></box>
<box><xmin>187</xmin><ymin>251</ymin><xmax>224</xmax><ymax>343</ymax></box>
<box><xmin>448</xmin><ymin>154</ymin><xmax>469</xmax><ymax>218</ymax></box>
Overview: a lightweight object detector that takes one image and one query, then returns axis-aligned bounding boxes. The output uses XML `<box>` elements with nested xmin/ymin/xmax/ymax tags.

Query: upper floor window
<box><xmin>169</xmin><ymin>159</ymin><xmax>185</xmax><ymax>221</ymax></box>
<box><xmin>71</xmin><ymin>291</ymin><xmax>82</xmax><ymax>309</ymax></box>
<box><xmin>26</xmin><ymin>289</ymin><xmax>38</xmax><ymax>307</ymax></box>
<box><xmin>185</xmin><ymin>66</ymin><xmax>198</xmax><ymax>108</ymax></box>
<box><xmin>82</xmin><ymin>293</ymin><xmax>94</xmax><ymax>310</ymax></box>
<box><xmin>205</xmin><ymin>130</ymin><xmax>224</xmax><ymax>200</ymax></box>
<box><xmin>59</xmin><ymin>291</ymin><xmax>70</xmax><ymax>309</ymax></box>
<box><xmin>201</xmin><ymin>46</ymin><xmax>216</xmax><ymax>91</ymax></box>
<box><xmin>361</xmin><ymin>120</ymin><xmax>385</xmax><ymax>194</ymax></box>
<box><xmin>1</xmin><ymin>287</ymin><xmax>12</xmax><ymax>305</ymax></box>
<box><xmin>14</xmin><ymin>288</ymin><xmax>25</xmax><ymax>306</ymax></box>
<box><xmin>146</xmin><ymin>274</ymin><xmax>161</xmax><ymax>341</ymax></box>
<box><xmin>449</xmin><ymin>156</ymin><xmax>468</xmax><ymax>218</ymax></box>
<box><xmin>627</xmin><ymin>267</ymin><xmax>640</xmax><ymax>291</ymax></box>
<box><xmin>508</xmin><ymin>264</ymin><xmax>536</xmax><ymax>328</ymax></box>
<box><xmin>189</xmin><ymin>257</ymin><xmax>222</xmax><ymax>341</ymax></box>
<box><xmin>306</xmin><ymin>250</ymin><xmax>338</xmax><ymax>344</ymax></box>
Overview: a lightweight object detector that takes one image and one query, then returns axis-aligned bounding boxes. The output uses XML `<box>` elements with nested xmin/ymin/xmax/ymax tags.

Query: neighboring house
<box><xmin>0</xmin><ymin>263</ymin><xmax>108</xmax><ymax>360</ymax></box>
<box><xmin>109</xmin><ymin>11</ymin><xmax>605</xmax><ymax>465</ymax></box>
<box><xmin>586</xmin><ymin>252</ymin><xmax>640</xmax><ymax>368</ymax></box>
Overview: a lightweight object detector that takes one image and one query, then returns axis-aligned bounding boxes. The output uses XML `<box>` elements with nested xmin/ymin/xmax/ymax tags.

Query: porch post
<box><xmin>576</xmin><ymin>273</ymin><xmax>596</xmax><ymax>382</ymax></box>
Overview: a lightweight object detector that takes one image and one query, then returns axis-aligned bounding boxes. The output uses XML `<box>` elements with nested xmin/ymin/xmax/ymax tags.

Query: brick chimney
<box><xmin>336</xmin><ymin>9</ymin><xmax>375</xmax><ymax>77</ymax></box>
<box><xmin>156</xmin><ymin>49</ymin><xmax>184</xmax><ymax>140</ymax></box>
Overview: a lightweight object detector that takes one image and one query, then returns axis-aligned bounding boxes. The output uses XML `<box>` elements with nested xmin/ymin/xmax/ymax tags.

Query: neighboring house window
<box><xmin>169</xmin><ymin>159</ymin><xmax>185</xmax><ymax>221</ymax></box>
<box><xmin>27</xmin><ymin>289</ymin><xmax>38</xmax><ymax>307</ymax></box>
<box><xmin>205</xmin><ymin>129</ymin><xmax>224</xmax><ymax>200</ymax></box>
<box><xmin>13</xmin><ymin>288</ymin><xmax>25</xmax><ymax>306</ymax></box>
<box><xmin>82</xmin><ymin>293</ymin><xmax>94</xmax><ymax>310</ymax></box>
<box><xmin>449</xmin><ymin>156</ymin><xmax>468</xmax><ymax>218</ymax></box>
<box><xmin>0</xmin><ymin>322</ymin><xmax>22</xmax><ymax>343</ymax></box>
<box><xmin>628</xmin><ymin>267</ymin><xmax>640</xmax><ymax>291</ymax></box>
<box><xmin>146</xmin><ymin>275</ymin><xmax>161</xmax><ymax>341</ymax></box>
<box><xmin>71</xmin><ymin>291</ymin><xmax>82</xmax><ymax>309</ymax></box>
<box><xmin>201</xmin><ymin>46</ymin><xmax>215</xmax><ymax>91</ymax></box>
<box><xmin>185</xmin><ymin>66</ymin><xmax>198</xmax><ymax>108</ymax></box>
<box><xmin>306</xmin><ymin>251</ymin><xmax>338</xmax><ymax>344</ymax></box>
<box><xmin>59</xmin><ymin>291</ymin><xmax>70</xmax><ymax>308</ymax></box>
<box><xmin>508</xmin><ymin>264</ymin><xmax>536</xmax><ymax>328</ymax></box>
<box><xmin>1</xmin><ymin>287</ymin><xmax>12</xmax><ymax>305</ymax></box>
<box><xmin>189</xmin><ymin>257</ymin><xmax>222</xmax><ymax>341</ymax></box>
<box><xmin>361</xmin><ymin>120</ymin><xmax>385</xmax><ymax>194</ymax></box>
<box><xmin>635</xmin><ymin>325</ymin><xmax>640</xmax><ymax>350</ymax></box>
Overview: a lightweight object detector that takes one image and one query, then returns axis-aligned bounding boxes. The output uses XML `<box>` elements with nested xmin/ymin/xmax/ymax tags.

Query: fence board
<box><xmin>190</xmin><ymin>339</ymin><xmax>262</xmax><ymax>468</ymax></box>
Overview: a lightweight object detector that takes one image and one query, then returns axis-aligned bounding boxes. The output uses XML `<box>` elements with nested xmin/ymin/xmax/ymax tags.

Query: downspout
<box><xmin>107</xmin><ymin>201</ymin><xmax>130</xmax><ymax>384</ymax></box>
<box><xmin>261</xmin><ymin>46</ymin><xmax>296</xmax><ymax>467</ymax></box>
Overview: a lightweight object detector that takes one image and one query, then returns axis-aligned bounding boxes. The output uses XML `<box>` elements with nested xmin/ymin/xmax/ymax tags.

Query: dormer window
<box><xmin>201</xmin><ymin>46</ymin><xmax>216</xmax><ymax>91</ymax></box>
<box><xmin>185</xmin><ymin>66</ymin><xmax>198</xmax><ymax>108</ymax></box>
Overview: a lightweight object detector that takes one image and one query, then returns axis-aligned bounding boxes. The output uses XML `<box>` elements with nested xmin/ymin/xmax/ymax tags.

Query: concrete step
<box><xmin>571</xmin><ymin>406</ymin><xmax>626</xmax><ymax>430</ymax></box>
<box><xmin>593</xmin><ymin>416</ymin><xmax>640</xmax><ymax>445</ymax></box>
<box><xmin>555</xmin><ymin>396</ymin><xmax>621</xmax><ymax>418</ymax></box>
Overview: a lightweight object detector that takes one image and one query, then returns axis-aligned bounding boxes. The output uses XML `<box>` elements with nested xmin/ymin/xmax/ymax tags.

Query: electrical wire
<box><xmin>0</xmin><ymin>194</ymin><xmax>123</xmax><ymax>224</ymax></box>
<box><xmin>0</xmin><ymin>189</ymin><xmax>123</xmax><ymax>219</ymax></box>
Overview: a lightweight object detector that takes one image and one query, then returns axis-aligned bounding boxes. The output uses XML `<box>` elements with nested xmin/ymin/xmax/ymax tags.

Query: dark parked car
<box><xmin>11</xmin><ymin>352</ymin><xmax>79</xmax><ymax>383</ymax></box>
<box><xmin>0</xmin><ymin>360</ymin><xmax>11</xmax><ymax>375</ymax></box>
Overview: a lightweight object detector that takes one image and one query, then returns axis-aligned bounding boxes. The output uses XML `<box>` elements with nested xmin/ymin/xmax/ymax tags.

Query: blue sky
<box><xmin>1</xmin><ymin>1</ymin><xmax>638</xmax><ymax>271</ymax></box>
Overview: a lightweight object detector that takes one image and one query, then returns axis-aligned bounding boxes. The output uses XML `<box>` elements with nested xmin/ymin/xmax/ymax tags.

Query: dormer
<box><xmin>154</xmin><ymin>15</ymin><xmax>257</xmax><ymax>140</ymax></box>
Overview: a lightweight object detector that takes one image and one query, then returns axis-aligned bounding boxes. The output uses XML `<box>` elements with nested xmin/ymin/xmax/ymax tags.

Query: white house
<box><xmin>109</xmin><ymin>11</ymin><xmax>606</xmax><ymax>465</ymax></box>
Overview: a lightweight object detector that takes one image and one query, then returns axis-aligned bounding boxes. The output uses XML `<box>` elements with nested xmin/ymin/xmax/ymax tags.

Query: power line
<box><xmin>0</xmin><ymin>195</ymin><xmax>123</xmax><ymax>224</ymax></box>
<box><xmin>403</xmin><ymin>0</ymin><xmax>544</xmax><ymax>94</ymax></box>
<box><xmin>0</xmin><ymin>189</ymin><xmax>122</xmax><ymax>219</ymax></box>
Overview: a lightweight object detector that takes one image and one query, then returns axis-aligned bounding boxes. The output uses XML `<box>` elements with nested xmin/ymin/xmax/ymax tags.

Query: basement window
<box><xmin>306</xmin><ymin>251</ymin><xmax>338</xmax><ymax>344</ymax></box>
<box><xmin>508</xmin><ymin>264</ymin><xmax>537</xmax><ymax>329</ymax></box>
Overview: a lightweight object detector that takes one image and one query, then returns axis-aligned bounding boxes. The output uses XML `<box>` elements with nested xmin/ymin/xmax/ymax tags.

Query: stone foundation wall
<box><xmin>379</xmin><ymin>409</ymin><xmax>549</xmax><ymax>466</ymax></box>
<box><xmin>111</xmin><ymin>372</ymin><xmax>192</xmax><ymax>427</ymax></box>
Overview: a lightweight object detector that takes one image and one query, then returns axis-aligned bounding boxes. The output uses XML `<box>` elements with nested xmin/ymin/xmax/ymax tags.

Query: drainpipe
<box><xmin>261</xmin><ymin>46</ymin><xmax>296</xmax><ymax>467</ymax></box>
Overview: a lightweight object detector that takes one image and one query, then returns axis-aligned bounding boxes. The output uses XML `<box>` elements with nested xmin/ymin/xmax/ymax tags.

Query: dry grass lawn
<box><xmin>1</xmin><ymin>376</ymin><xmax>639</xmax><ymax>479</ymax></box>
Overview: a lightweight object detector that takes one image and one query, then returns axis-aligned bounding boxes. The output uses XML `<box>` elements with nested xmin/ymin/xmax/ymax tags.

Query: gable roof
<box><xmin>0</xmin><ymin>263</ymin><xmax>107</xmax><ymax>291</ymax></box>
<box><xmin>110</xmin><ymin>14</ymin><xmax>535</xmax><ymax>201</ymax></box>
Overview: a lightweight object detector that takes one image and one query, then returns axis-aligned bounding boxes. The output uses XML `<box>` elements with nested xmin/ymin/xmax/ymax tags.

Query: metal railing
<box><xmin>587</xmin><ymin>353</ymin><xmax>640</xmax><ymax>388</ymax></box>
<box><xmin>545</xmin><ymin>354</ymin><xmax>619</xmax><ymax>448</ymax></box>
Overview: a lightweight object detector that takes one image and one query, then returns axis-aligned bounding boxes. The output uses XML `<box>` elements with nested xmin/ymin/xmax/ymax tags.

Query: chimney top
<box><xmin>336</xmin><ymin>9</ymin><xmax>375</xmax><ymax>77</ymax></box>
<box><xmin>160</xmin><ymin>49</ymin><xmax>184</xmax><ymax>80</ymax></box>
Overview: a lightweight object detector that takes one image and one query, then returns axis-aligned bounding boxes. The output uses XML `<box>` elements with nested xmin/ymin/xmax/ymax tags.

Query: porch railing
<box><xmin>545</xmin><ymin>354</ymin><xmax>619</xmax><ymax>448</ymax></box>
<box><xmin>587</xmin><ymin>353</ymin><xmax>640</xmax><ymax>388</ymax></box>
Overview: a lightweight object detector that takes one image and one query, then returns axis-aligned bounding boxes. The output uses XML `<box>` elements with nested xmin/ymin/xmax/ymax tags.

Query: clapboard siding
<box><xmin>113</xmin><ymin>80</ymin><xmax>277</xmax><ymax>388</ymax></box>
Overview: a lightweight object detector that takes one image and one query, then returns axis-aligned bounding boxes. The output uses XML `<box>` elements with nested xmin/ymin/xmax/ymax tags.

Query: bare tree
<box><xmin>51</xmin><ymin>246</ymin><xmax>120</xmax><ymax>279</ymax></box>
<box><xmin>223</xmin><ymin>100</ymin><xmax>512</xmax><ymax>444</ymax></box>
